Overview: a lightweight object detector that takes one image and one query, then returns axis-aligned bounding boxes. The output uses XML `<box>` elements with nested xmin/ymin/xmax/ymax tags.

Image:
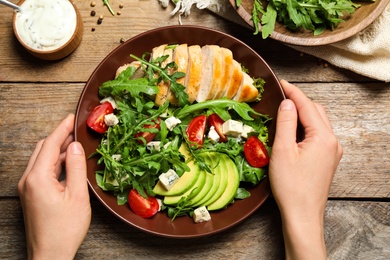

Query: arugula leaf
<box><xmin>235</xmin><ymin>156</ymin><xmax>267</xmax><ymax>185</ymax></box>
<box><xmin>174</xmin><ymin>98</ymin><xmax>268</xmax><ymax>121</ymax></box>
<box><xmin>261</xmin><ymin>2</ymin><xmax>278</xmax><ymax>39</ymax></box>
<box><xmin>99</xmin><ymin>66</ymin><xmax>159</xmax><ymax>100</ymax></box>
<box><xmin>235</xmin><ymin>187</ymin><xmax>251</xmax><ymax>199</ymax></box>
<box><xmin>252</xmin><ymin>0</ymin><xmax>265</xmax><ymax>35</ymax></box>
<box><xmin>166</xmin><ymin>189</ymin><xmax>198</xmax><ymax>221</ymax></box>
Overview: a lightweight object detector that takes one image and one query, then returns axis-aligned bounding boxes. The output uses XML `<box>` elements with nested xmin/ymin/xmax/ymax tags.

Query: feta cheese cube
<box><xmin>146</xmin><ymin>141</ymin><xmax>161</xmax><ymax>152</ymax></box>
<box><xmin>104</xmin><ymin>113</ymin><xmax>119</xmax><ymax>126</ymax></box>
<box><xmin>222</xmin><ymin>119</ymin><xmax>243</xmax><ymax>137</ymax></box>
<box><xmin>165</xmin><ymin>116</ymin><xmax>181</xmax><ymax>131</ymax></box>
<box><xmin>242</xmin><ymin>125</ymin><xmax>255</xmax><ymax>139</ymax></box>
<box><xmin>193</xmin><ymin>206</ymin><xmax>211</xmax><ymax>223</ymax></box>
<box><xmin>159</xmin><ymin>169</ymin><xmax>180</xmax><ymax>190</ymax></box>
<box><xmin>207</xmin><ymin>126</ymin><xmax>220</xmax><ymax>143</ymax></box>
<box><xmin>100</xmin><ymin>96</ymin><xmax>118</xmax><ymax>109</ymax></box>
<box><xmin>112</xmin><ymin>154</ymin><xmax>122</xmax><ymax>161</ymax></box>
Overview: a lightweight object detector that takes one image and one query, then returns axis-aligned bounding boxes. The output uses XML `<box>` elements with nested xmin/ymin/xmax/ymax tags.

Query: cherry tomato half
<box><xmin>134</xmin><ymin>118</ymin><xmax>161</xmax><ymax>144</ymax></box>
<box><xmin>186</xmin><ymin>115</ymin><xmax>207</xmax><ymax>148</ymax></box>
<box><xmin>244</xmin><ymin>136</ymin><xmax>270</xmax><ymax>168</ymax></box>
<box><xmin>207</xmin><ymin>114</ymin><xmax>227</xmax><ymax>142</ymax></box>
<box><xmin>87</xmin><ymin>102</ymin><xmax>114</xmax><ymax>134</ymax></box>
<box><xmin>128</xmin><ymin>189</ymin><xmax>159</xmax><ymax>218</ymax></box>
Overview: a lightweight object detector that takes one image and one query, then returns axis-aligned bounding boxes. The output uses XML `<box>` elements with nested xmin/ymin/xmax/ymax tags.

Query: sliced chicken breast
<box><xmin>213</xmin><ymin>47</ymin><xmax>233</xmax><ymax>99</ymax></box>
<box><xmin>115</xmin><ymin>61</ymin><xmax>142</xmax><ymax>79</ymax></box>
<box><xmin>155</xmin><ymin>47</ymin><xmax>173</xmax><ymax>106</ymax></box>
<box><xmin>185</xmin><ymin>45</ymin><xmax>202</xmax><ymax>103</ymax></box>
<box><xmin>196</xmin><ymin>45</ymin><xmax>223</xmax><ymax>102</ymax></box>
<box><xmin>233</xmin><ymin>72</ymin><xmax>258</xmax><ymax>103</ymax></box>
<box><xmin>166</xmin><ymin>44</ymin><xmax>188</xmax><ymax>105</ymax></box>
<box><xmin>223</xmin><ymin>59</ymin><xmax>243</xmax><ymax>99</ymax></box>
<box><xmin>151</xmin><ymin>44</ymin><xmax>167</xmax><ymax>61</ymax></box>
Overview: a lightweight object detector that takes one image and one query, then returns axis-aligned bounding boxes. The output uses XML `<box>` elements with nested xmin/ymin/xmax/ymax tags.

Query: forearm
<box><xmin>282</xmin><ymin>216</ymin><xmax>327</xmax><ymax>260</ymax></box>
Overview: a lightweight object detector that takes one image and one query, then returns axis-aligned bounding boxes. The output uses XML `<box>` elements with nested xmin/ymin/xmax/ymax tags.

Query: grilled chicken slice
<box><xmin>151</xmin><ymin>44</ymin><xmax>167</xmax><ymax>61</ymax></box>
<box><xmin>233</xmin><ymin>72</ymin><xmax>258</xmax><ymax>103</ymax></box>
<box><xmin>166</xmin><ymin>44</ymin><xmax>189</xmax><ymax>105</ymax></box>
<box><xmin>115</xmin><ymin>61</ymin><xmax>142</xmax><ymax>79</ymax></box>
<box><xmin>185</xmin><ymin>45</ymin><xmax>202</xmax><ymax>103</ymax></box>
<box><xmin>213</xmin><ymin>47</ymin><xmax>234</xmax><ymax>99</ymax></box>
<box><xmin>223</xmin><ymin>59</ymin><xmax>243</xmax><ymax>99</ymax></box>
<box><xmin>196</xmin><ymin>45</ymin><xmax>223</xmax><ymax>102</ymax></box>
<box><xmin>155</xmin><ymin>47</ymin><xmax>173</xmax><ymax>106</ymax></box>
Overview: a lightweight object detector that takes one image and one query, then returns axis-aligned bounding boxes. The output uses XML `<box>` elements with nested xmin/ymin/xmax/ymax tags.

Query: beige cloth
<box><xmin>207</xmin><ymin>0</ymin><xmax>390</xmax><ymax>82</ymax></box>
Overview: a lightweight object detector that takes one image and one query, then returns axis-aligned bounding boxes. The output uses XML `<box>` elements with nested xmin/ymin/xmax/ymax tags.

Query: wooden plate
<box><xmin>75</xmin><ymin>25</ymin><xmax>284</xmax><ymax>238</ymax></box>
<box><xmin>229</xmin><ymin>0</ymin><xmax>390</xmax><ymax>46</ymax></box>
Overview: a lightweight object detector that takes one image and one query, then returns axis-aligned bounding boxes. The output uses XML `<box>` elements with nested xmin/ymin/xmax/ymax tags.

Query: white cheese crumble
<box><xmin>159</xmin><ymin>169</ymin><xmax>180</xmax><ymax>190</ymax></box>
<box><xmin>222</xmin><ymin>119</ymin><xmax>243</xmax><ymax>137</ymax></box>
<box><xmin>193</xmin><ymin>206</ymin><xmax>211</xmax><ymax>223</ymax></box>
<box><xmin>104</xmin><ymin>113</ymin><xmax>119</xmax><ymax>126</ymax></box>
<box><xmin>146</xmin><ymin>141</ymin><xmax>161</xmax><ymax>152</ymax></box>
<box><xmin>165</xmin><ymin>116</ymin><xmax>181</xmax><ymax>131</ymax></box>
<box><xmin>207</xmin><ymin>126</ymin><xmax>220</xmax><ymax>143</ymax></box>
<box><xmin>100</xmin><ymin>96</ymin><xmax>118</xmax><ymax>110</ymax></box>
<box><xmin>242</xmin><ymin>125</ymin><xmax>255</xmax><ymax>139</ymax></box>
<box><xmin>112</xmin><ymin>154</ymin><xmax>122</xmax><ymax>161</ymax></box>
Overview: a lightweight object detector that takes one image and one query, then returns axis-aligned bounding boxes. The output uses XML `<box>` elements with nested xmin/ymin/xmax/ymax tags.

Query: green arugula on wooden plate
<box><xmin>237</xmin><ymin>0</ymin><xmax>374</xmax><ymax>39</ymax></box>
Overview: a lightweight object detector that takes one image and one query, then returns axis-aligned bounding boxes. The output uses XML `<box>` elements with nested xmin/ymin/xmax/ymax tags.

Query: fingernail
<box><xmin>71</xmin><ymin>142</ymin><xmax>84</xmax><ymax>155</ymax></box>
<box><xmin>280</xmin><ymin>99</ymin><xmax>295</xmax><ymax>111</ymax></box>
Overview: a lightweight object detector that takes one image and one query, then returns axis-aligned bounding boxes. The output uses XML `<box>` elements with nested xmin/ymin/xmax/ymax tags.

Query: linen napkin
<box><xmin>166</xmin><ymin>0</ymin><xmax>390</xmax><ymax>82</ymax></box>
<box><xmin>208</xmin><ymin>0</ymin><xmax>390</xmax><ymax>82</ymax></box>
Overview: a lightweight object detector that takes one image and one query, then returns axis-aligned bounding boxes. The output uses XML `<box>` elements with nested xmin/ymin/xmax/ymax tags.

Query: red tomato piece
<box><xmin>87</xmin><ymin>102</ymin><xmax>114</xmax><ymax>134</ymax></box>
<box><xmin>128</xmin><ymin>189</ymin><xmax>159</xmax><ymax>218</ymax></box>
<box><xmin>186</xmin><ymin>115</ymin><xmax>207</xmax><ymax>148</ymax></box>
<box><xmin>207</xmin><ymin>114</ymin><xmax>227</xmax><ymax>142</ymax></box>
<box><xmin>134</xmin><ymin>118</ymin><xmax>161</xmax><ymax>144</ymax></box>
<box><xmin>244</xmin><ymin>136</ymin><xmax>270</xmax><ymax>168</ymax></box>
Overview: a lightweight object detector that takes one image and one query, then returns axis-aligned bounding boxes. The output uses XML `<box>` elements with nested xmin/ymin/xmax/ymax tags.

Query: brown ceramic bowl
<box><xmin>13</xmin><ymin>0</ymin><xmax>83</xmax><ymax>60</ymax></box>
<box><xmin>74</xmin><ymin>25</ymin><xmax>285</xmax><ymax>238</ymax></box>
<box><xmin>230</xmin><ymin>0</ymin><xmax>390</xmax><ymax>46</ymax></box>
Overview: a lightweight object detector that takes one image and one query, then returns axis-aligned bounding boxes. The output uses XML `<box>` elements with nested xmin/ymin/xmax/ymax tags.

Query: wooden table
<box><xmin>1</xmin><ymin>1</ymin><xmax>389</xmax><ymax>259</ymax></box>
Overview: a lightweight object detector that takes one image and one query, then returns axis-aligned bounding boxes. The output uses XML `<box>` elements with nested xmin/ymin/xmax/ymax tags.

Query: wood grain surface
<box><xmin>0</xmin><ymin>0</ymin><xmax>389</xmax><ymax>259</ymax></box>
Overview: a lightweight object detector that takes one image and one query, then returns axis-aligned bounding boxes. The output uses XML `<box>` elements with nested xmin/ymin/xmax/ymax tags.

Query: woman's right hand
<box><xmin>269</xmin><ymin>80</ymin><xmax>343</xmax><ymax>260</ymax></box>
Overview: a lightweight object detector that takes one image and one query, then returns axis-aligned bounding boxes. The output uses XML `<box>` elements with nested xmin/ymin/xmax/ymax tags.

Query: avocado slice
<box><xmin>163</xmin><ymin>167</ymin><xmax>207</xmax><ymax>205</ymax></box>
<box><xmin>192</xmin><ymin>153</ymin><xmax>221</xmax><ymax>207</ymax></box>
<box><xmin>188</xmin><ymin>170</ymin><xmax>214</xmax><ymax>206</ymax></box>
<box><xmin>201</xmin><ymin>153</ymin><xmax>228</xmax><ymax>206</ymax></box>
<box><xmin>207</xmin><ymin>153</ymin><xmax>240</xmax><ymax>211</ymax></box>
<box><xmin>153</xmin><ymin>159</ymin><xmax>199</xmax><ymax>196</ymax></box>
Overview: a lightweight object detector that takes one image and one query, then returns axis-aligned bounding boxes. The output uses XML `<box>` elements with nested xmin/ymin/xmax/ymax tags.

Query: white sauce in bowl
<box><xmin>15</xmin><ymin>0</ymin><xmax>77</xmax><ymax>51</ymax></box>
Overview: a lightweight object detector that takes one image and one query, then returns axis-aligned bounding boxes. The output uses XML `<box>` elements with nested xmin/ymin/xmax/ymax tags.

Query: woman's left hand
<box><xmin>18</xmin><ymin>114</ymin><xmax>91</xmax><ymax>259</ymax></box>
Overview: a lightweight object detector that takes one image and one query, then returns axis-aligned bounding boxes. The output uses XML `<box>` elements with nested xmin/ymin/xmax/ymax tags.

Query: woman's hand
<box><xmin>269</xmin><ymin>80</ymin><xmax>343</xmax><ymax>260</ymax></box>
<box><xmin>18</xmin><ymin>114</ymin><xmax>91</xmax><ymax>260</ymax></box>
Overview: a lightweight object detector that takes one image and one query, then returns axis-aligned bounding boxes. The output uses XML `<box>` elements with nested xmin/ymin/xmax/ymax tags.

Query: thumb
<box><xmin>273</xmin><ymin>99</ymin><xmax>298</xmax><ymax>148</ymax></box>
<box><xmin>65</xmin><ymin>142</ymin><xmax>88</xmax><ymax>196</ymax></box>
